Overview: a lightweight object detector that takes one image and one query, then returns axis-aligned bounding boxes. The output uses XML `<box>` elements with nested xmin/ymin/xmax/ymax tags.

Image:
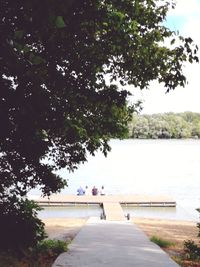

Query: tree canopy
<box><xmin>0</xmin><ymin>0</ymin><xmax>198</xmax><ymax>200</ymax></box>
<box><xmin>129</xmin><ymin>112</ymin><xmax>200</xmax><ymax>139</ymax></box>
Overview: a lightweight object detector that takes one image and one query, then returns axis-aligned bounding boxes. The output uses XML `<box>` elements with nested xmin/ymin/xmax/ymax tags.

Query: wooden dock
<box><xmin>35</xmin><ymin>194</ymin><xmax>176</xmax><ymax>207</ymax></box>
<box><xmin>35</xmin><ymin>194</ymin><xmax>176</xmax><ymax>221</ymax></box>
<box><xmin>103</xmin><ymin>202</ymin><xmax>125</xmax><ymax>221</ymax></box>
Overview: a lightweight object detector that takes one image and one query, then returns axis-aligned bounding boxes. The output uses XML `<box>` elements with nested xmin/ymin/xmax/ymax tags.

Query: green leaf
<box><xmin>55</xmin><ymin>16</ymin><xmax>66</xmax><ymax>28</ymax></box>
<box><xmin>170</xmin><ymin>38</ymin><xmax>175</xmax><ymax>45</ymax></box>
<box><xmin>130</xmin><ymin>20</ymin><xmax>138</xmax><ymax>31</ymax></box>
<box><xmin>23</xmin><ymin>45</ymin><xmax>31</xmax><ymax>53</ymax></box>
<box><xmin>29</xmin><ymin>53</ymin><xmax>45</xmax><ymax>65</ymax></box>
<box><xmin>15</xmin><ymin>30</ymin><xmax>24</xmax><ymax>39</ymax></box>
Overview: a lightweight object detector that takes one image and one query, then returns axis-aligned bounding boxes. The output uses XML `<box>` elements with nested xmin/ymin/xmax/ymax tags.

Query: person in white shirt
<box><xmin>85</xmin><ymin>185</ymin><xmax>90</xmax><ymax>195</ymax></box>
<box><xmin>100</xmin><ymin>186</ymin><xmax>105</xmax><ymax>195</ymax></box>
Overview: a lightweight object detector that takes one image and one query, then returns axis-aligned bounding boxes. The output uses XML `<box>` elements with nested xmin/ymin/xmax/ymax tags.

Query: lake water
<box><xmin>36</xmin><ymin>139</ymin><xmax>200</xmax><ymax>221</ymax></box>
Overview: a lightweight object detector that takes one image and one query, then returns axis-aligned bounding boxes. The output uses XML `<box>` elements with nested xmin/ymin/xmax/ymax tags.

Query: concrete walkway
<box><xmin>52</xmin><ymin>218</ymin><xmax>179</xmax><ymax>267</ymax></box>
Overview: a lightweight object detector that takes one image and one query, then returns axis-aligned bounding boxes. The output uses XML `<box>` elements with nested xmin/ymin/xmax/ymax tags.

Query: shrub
<box><xmin>37</xmin><ymin>239</ymin><xmax>68</xmax><ymax>255</ymax></box>
<box><xmin>150</xmin><ymin>236</ymin><xmax>175</xmax><ymax>248</ymax></box>
<box><xmin>0</xmin><ymin>239</ymin><xmax>69</xmax><ymax>266</ymax></box>
<box><xmin>0</xmin><ymin>197</ymin><xmax>46</xmax><ymax>252</ymax></box>
<box><xmin>184</xmin><ymin>240</ymin><xmax>200</xmax><ymax>260</ymax></box>
<box><xmin>183</xmin><ymin>208</ymin><xmax>200</xmax><ymax>261</ymax></box>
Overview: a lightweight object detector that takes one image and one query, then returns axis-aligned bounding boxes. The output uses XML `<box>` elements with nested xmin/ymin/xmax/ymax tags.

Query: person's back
<box><xmin>85</xmin><ymin>186</ymin><xmax>89</xmax><ymax>195</ymax></box>
<box><xmin>92</xmin><ymin>186</ymin><xmax>98</xmax><ymax>196</ymax></box>
<box><xmin>100</xmin><ymin>186</ymin><xmax>105</xmax><ymax>195</ymax></box>
<box><xmin>77</xmin><ymin>186</ymin><xmax>85</xmax><ymax>196</ymax></box>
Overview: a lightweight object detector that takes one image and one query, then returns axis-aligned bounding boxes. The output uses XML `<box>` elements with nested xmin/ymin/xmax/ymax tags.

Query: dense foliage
<box><xmin>0</xmin><ymin>239</ymin><xmax>68</xmax><ymax>266</ymax></box>
<box><xmin>0</xmin><ymin>198</ymin><xmax>46</xmax><ymax>251</ymax></box>
<box><xmin>1</xmin><ymin>0</ymin><xmax>198</xmax><ymax>199</ymax></box>
<box><xmin>0</xmin><ymin>0</ymin><xmax>198</xmax><ymax>250</ymax></box>
<box><xmin>129</xmin><ymin>112</ymin><xmax>200</xmax><ymax>139</ymax></box>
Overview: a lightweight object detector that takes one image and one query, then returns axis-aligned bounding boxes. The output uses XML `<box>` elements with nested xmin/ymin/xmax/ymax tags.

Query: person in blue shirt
<box><xmin>77</xmin><ymin>186</ymin><xmax>85</xmax><ymax>195</ymax></box>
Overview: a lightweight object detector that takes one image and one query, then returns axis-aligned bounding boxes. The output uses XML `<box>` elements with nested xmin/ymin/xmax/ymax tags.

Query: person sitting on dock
<box><xmin>92</xmin><ymin>186</ymin><xmax>98</xmax><ymax>196</ymax></box>
<box><xmin>77</xmin><ymin>186</ymin><xmax>85</xmax><ymax>196</ymax></box>
<box><xmin>100</xmin><ymin>186</ymin><xmax>105</xmax><ymax>195</ymax></box>
<box><xmin>85</xmin><ymin>185</ymin><xmax>90</xmax><ymax>195</ymax></box>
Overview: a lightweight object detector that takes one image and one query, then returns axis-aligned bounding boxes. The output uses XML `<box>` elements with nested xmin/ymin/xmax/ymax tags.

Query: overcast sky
<box><xmin>129</xmin><ymin>0</ymin><xmax>200</xmax><ymax>114</ymax></box>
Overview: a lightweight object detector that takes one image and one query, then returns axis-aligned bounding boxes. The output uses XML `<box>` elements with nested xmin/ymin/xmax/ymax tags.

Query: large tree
<box><xmin>0</xmin><ymin>0</ymin><xmax>198</xmax><ymax>199</ymax></box>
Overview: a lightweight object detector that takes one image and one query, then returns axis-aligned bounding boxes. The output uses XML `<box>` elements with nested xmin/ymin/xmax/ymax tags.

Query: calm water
<box><xmin>36</xmin><ymin>139</ymin><xmax>200</xmax><ymax>221</ymax></box>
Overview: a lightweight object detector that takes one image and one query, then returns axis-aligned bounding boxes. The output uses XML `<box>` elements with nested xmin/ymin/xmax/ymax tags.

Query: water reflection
<box><xmin>38</xmin><ymin>204</ymin><xmax>197</xmax><ymax>222</ymax></box>
<box><xmin>38</xmin><ymin>205</ymin><xmax>102</xmax><ymax>219</ymax></box>
<box><xmin>122</xmin><ymin>205</ymin><xmax>197</xmax><ymax>221</ymax></box>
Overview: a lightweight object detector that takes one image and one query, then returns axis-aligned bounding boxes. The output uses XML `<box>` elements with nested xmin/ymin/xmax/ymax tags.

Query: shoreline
<box><xmin>44</xmin><ymin>216</ymin><xmax>199</xmax><ymax>248</ymax></box>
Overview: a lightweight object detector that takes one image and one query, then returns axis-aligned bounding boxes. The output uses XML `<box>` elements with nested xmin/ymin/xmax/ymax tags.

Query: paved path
<box><xmin>52</xmin><ymin>218</ymin><xmax>179</xmax><ymax>267</ymax></box>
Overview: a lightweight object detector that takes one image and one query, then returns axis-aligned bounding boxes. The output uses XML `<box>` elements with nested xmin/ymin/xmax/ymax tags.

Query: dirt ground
<box><xmin>44</xmin><ymin>217</ymin><xmax>87</xmax><ymax>241</ymax></box>
<box><xmin>132</xmin><ymin>217</ymin><xmax>200</xmax><ymax>266</ymax></box>
<box><xmin>132</xmin><ymin>217</ymin><xmax>199</xmax><ymax>249</ymax></box>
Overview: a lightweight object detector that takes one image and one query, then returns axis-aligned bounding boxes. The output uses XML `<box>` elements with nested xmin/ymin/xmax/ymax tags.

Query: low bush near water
<box><xmin>150</xmin><ymin>236</ymin><xmax>175</xmax><ymax>248</ymax></box>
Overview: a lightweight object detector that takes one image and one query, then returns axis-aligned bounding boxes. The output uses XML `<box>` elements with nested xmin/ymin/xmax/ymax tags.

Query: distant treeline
<box><xmin>129</xmin><ymin>112</ymin><xmax>200</xmax><ymax>139</ymax></box>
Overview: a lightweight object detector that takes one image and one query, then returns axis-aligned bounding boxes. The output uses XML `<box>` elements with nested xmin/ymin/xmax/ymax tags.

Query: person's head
<box><xmin>85</xmin><ymin>186</ymin><xmax>88</xmax><ymax>189</ymax></box>
<box><xmin>102</xmin><ymin>186</ymin><xmax>104</xmax><ymax>189</ymax></box>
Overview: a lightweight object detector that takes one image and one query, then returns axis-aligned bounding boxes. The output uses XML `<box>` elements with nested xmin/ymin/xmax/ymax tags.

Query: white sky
<box><xmin>128</xmin><ymin>0</ymin><xmax>200</xmax><ymax>114</ymax></box>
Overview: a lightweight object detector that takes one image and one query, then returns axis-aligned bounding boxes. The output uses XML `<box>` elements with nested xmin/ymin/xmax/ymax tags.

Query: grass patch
<box><xmin>150</xmin><ymin>236</ymin><xmax>175</xmax><ymax>248</ymax></box>
<box><xmin>36</xmin><ymin>239</ymin><xmax>68</xmax><ymax>255</ymax></box>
